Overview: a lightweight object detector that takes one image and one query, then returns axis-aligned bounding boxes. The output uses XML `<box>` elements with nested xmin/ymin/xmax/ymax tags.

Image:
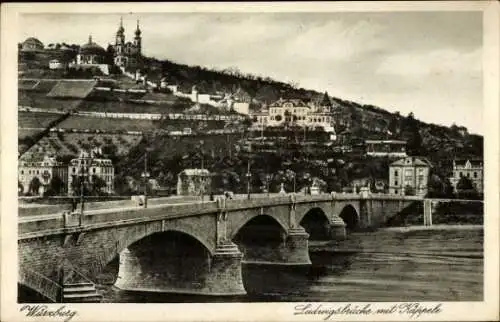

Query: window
<box><xmin>467</xmin><ymin>172</ymin><xmax>470</xmax><ymax>178</ymax></box>
<box><xmin>395</xmin><ymin>190</ymin><xmax>398</xmax><ymax>194</ymax></box>
<box><xmin>474</xmin><ymin>172</ymin><xmax>477</xmax><ymax>178</ymax></box>
<box><xmin>21</xmin><ymin>170</ymin><xmax>24</xmax><ymax>175</ymax></box>
<box><xmin>73</xmin><ymin>167</ymin><xmax>76</xmax><ymax>173</ymax></box>
<box><xmin>93</xmin><ymin>168</ymin><xmax>96</xmax><ymax>174</ymax></box>
<box><xmin>395</xmin><ymin>180</ymin><xmax>398</xmax><ymax>186</ymax></box>
<box><xmin>459</xmin><ymin>171</ymin><xmax>463</xmax><ymax>177</ymax></box>
<box><xmin>394</xmin><ymin>170</ymin><xmax>399</xmax><ymax>177</ymax></box>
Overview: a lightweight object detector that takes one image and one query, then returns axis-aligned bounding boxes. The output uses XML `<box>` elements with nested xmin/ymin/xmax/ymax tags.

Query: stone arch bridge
<box><xmin>18</xmin><ymin>193</ymin><xmax>421</xmax><ymax>302</ymax></box>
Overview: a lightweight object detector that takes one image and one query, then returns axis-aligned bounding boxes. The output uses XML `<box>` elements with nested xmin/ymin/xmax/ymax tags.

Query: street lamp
<box><xmin>77</xmin><ymin>152</ymin><xmax>94</xmax><ymax>215</ymax></box>
<box><xmin>246</xmin><ymin>160</ymin><xmax>251</xmax><ymax>200</ymax></box>
<box><xmin>141</xmin><ymin>151</ymin><xmax>150</xmax><ymax>208</ymax></box>
<box><xmin>200</xmin><ymin>151</ymin><xmax>205</xmax><ymax>202</ymax></box>
<box><xmin>266</xmin><ymin>174</ymin><xmax>271</xmax><ymax>197</ymax></box>
<box><xmin>42</xmin><ymin>171</ymin><xmax>50</xmax><ymax>196</ymax></box>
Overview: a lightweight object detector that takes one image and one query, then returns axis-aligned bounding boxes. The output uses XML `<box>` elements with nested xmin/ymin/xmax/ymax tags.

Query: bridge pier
<box><xmin>114</xmin><ymin>241</ymin><xmax>246</xmax><ymax>296</ymax></box>
<box><xmin>329</xmin><ymin>216</ymin><xmax>347</xmax><ymax>240</ymax></box>
<box><xmin>205</xmin><ymin>241</ymin><xmax>246</xmax><ymax>295</ymax></box>
<box><xmin>281</xmin><ymin>227</ymin><xmax>312</xmax><ymax>265</ymax></box>
<box><xmin>239</xmin><ymin>226</ymin><xmax>312</xmax><ymax>266</ymax></box>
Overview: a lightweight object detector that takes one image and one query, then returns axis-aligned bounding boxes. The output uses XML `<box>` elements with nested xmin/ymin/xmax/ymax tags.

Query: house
<box><xmin>176</xmin><ymin>169</ymin><xmax>212</xmax><ymax>196</ymax></box>
<box><xmin>449</xmin><ymin>159</ymin><xmax>483</xmax><ymax>193</ymax></box>
<box><xmin>365</xmin><ymin>140</ymin><xmax>407</xmax><ymax>158</ymax></box>
<box><xmin>18</xmin><ymin>155</ymin><xmax>68</xmax><ymax>195</ymax></box>
<box><xmin>70</xmin><ymin>35</ymin><xmax>110</xmax><ymax>75</ymax></box>
<box><xmin>49</xmin><ymin>59</ymin><xmax>66</xmax><ymax>70</ymax></box>
<box><xmin>389</xmin><ymin>156</ymin><xmax>431</xmax><ymax>197</ymax></box>
<box><xmin>67</xmin><ymin>151</ymin><xmax>115</xmax><ymax>196</ymax></box>
<box><xmin>249</xmin><ymin>97</ymin><xmax>336</xmax><ymax>136</ymax></box>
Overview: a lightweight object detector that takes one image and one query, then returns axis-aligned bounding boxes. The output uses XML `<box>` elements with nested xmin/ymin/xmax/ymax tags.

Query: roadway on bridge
<box><xmin>17</xmin><ymin>193</ymin><xmax>286</xmax><ymax>220</ymax></box>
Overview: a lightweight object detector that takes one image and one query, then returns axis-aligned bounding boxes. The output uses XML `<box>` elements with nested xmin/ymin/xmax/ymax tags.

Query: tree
<box><xmin>91</xmin><ymin>175</ymin><xmax>107</xmax><ymax>195</ymax></box>
<box><xmin>456</xmin><ymin>176</ymin><xmax>478</xmax><ymax>199</ymax></box>
<box><xmin>29</xmin><ymin>177</ymin><xmax>42</xmax><ymax>195</ymax></box>
<box><xmin>105</xmin><ymin>44</ymin><xmax>115</xmax><ymax>65</ymax></box>
<box><xmin>387</xmin><ymin>116</ymin><xmax>400</xmax><ymax>135</ymax></box>
<box><xmin>320</xmin><ymin>91</ymin><xmax>332</xmax><ymax>110</ymax></box>
<box><xmin>242</xmin><ymin>117</ymin><xmax>253</xmax><ymax>129</ymax></box>
<box><xmin>48</xmin><ymin>175</ymin><xmax>65</xmax><ymax>196</ymax></box>
<box><xmin>402</xmin><ymin>112</ymin><xmax>423</xmax><ymax>155</ymax></box>
<box><xmin>456</xmin><ymin>176</ymin><xmax>474</xmax><ymax>191</ymax></box>
<box><xmin>70</xmin><ymin>175</ymin><xmax>91</xmax><ymax>196</ymax></box>
<box><xmin>428</xmin><ymin>174</ymin><xmax>444</xmax><ymax>197</ymax></box>
<box><xmin>404</xmin><ymin>184</ymin><xmax>416</xmax><ymax>196</ymax></box>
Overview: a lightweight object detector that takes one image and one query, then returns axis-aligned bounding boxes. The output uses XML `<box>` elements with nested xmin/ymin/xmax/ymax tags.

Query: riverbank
<box><xmin>382</xmin><ymin>224</ymin><xmax>483</xmax><ymax>232</ymax></box>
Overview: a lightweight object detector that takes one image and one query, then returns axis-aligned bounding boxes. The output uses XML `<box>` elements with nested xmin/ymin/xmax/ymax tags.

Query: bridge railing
<box><xmin>19</xmin><ymin>268</ymin><xmax>61</xmax><ymax>303</ymax></box>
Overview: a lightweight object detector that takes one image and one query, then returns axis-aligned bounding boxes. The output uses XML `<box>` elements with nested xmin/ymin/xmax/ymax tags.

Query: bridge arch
<box><xmin>229</xmin><ymin>212</ymin><xmax>289</xmax><ymax>241</ymax></box>
<box><xmin>105</xmin><ymin>226</ymin><xmax>215</xmax><ymax>266</ymax></box>
<box><xmin>298</xmin><ymin>207</ymin><xmax>332</xmax><ymax>240</ymax></box>
<box><xmin>338</xmin><ymin>204</ymin><xmax>360</xmax><ymax>230</ymax></box>
<box><xmin>76</xmin><ymin>222</ymin><xmax>217</xmax><ymax>281</ymax></box>
<box><xmin>114</xmin><ymin>230</ymin><xmax>215</xmax><ymax>292</ymax></box>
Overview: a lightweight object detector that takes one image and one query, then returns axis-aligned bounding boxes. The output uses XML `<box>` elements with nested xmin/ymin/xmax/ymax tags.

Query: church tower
<box><xmin>114</xmin><ymin>17</ymin><xmax>126</xmax><ymax>67</ymax></box>
<box><xmin>134</xmin><ymin>20</ymin><xmax>142</xmax><ymax>55</ymax></box>
<box><xmin>115</xmin><ymin>17</ymin><xmax>125</xmax><ymax>48</ymax></box>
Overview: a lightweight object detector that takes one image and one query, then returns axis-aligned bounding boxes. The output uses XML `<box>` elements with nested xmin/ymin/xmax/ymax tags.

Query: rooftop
<box><xmin>179</xmin><ymin>169</ymin><xmax>211</xmax><ymax>176</ymax></box>
<box><xmin>390</xmin><ymin>156</ymin><xmax>432</xmax><ymax>167</ymax></box>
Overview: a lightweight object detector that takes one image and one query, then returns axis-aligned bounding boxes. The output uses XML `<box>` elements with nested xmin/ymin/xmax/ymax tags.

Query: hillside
<box><xmin>17</xmin><ymin>49</ymin><xmax>483</xmax><ymax>196</ymax></box>
<box><xmin>141</xmin><ymin>56</ymin><xmax>483</xmax><ymax>159</ymax></box>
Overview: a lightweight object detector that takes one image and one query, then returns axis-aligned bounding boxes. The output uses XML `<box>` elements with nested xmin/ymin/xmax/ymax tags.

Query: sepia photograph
<box><xmin>1</xmin><ymin>2</ymin><xmax>499</xmax><ymax>322</ymax></box>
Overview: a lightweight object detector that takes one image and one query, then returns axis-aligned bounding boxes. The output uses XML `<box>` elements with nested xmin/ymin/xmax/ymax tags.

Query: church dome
<box><xmin>21</xmin><ymin>37</ymin><xmax>44</xmax><ymax>51</ymax></box>
<box><xmin>23</xmin><ymin>37</ymin><xmax>44</xmax><ymax>47</ymax></box>
<box><xmin>79</xmin><ymin>36</ymin><xmax>106</xmax><ymax>55</ymax></box>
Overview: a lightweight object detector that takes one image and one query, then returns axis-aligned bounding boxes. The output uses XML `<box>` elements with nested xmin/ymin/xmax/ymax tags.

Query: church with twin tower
<box><xmin>113</xmin><ymin>17</ymin><xmax>142</xmax><ymax>69</ymax></box>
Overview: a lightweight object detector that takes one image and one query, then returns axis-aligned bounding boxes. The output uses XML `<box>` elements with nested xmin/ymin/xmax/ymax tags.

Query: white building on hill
<box><xmin>68</xmin><ymin>151</ymin><xmax>115</xmax><ymax>196</ymax></box>
<box><xmin>70</xmin><ymin>35</ymin><xmax>110</xmax><ymax>75</ymax></box>
<box><xmin>249</xmin><ymin>96</ymin><xmax>336</xmax><ymax>137</ymax></box>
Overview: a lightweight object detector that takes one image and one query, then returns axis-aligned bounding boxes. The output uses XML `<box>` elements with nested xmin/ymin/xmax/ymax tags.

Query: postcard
<box><xmin>1</xmin><ymin>2</ymin><xmax>499</xmax><ymax>321</ymax></box>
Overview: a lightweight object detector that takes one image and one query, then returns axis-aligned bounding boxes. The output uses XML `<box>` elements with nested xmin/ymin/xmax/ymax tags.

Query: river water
<box><xmin>97</xmin><ymin>226</ymin><xmax>483</xmax><ymax>303</ymax></box>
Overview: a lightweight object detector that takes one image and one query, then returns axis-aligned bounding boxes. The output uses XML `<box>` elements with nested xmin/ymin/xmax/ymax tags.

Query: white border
<box><xmin>1</xmin><ymin>2</ymin><xmax>499</xmax><ymax>322</ymax></box>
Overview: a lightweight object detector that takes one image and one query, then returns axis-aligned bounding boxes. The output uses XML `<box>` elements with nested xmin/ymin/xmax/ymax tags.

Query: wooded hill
<box><xmin>140</xmin><ymin>56</ymin><xmax>483</xmax><ymax>161</ymax></box>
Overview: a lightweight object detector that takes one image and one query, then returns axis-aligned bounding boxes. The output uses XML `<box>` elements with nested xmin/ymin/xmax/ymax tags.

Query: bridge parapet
<box><xmin>19</xmin><ymin>202</ymin><xmax>221</xmax><ymax>239</ymax></box>
<box><xmin>223</xmin><ymin>196</ymin><xmax>292</xmax><ymax>211</ymax></box>
<box><xmin>367</xmin><ymin>194</ymin><xmax>423</xmax><ymax>201</ymax></box>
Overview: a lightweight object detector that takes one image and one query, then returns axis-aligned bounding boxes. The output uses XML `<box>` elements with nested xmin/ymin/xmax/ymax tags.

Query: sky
<box><xmin>19</xmin><ymin>12</ymin><xmax>483</xmax><ymax>134</ymax></box>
